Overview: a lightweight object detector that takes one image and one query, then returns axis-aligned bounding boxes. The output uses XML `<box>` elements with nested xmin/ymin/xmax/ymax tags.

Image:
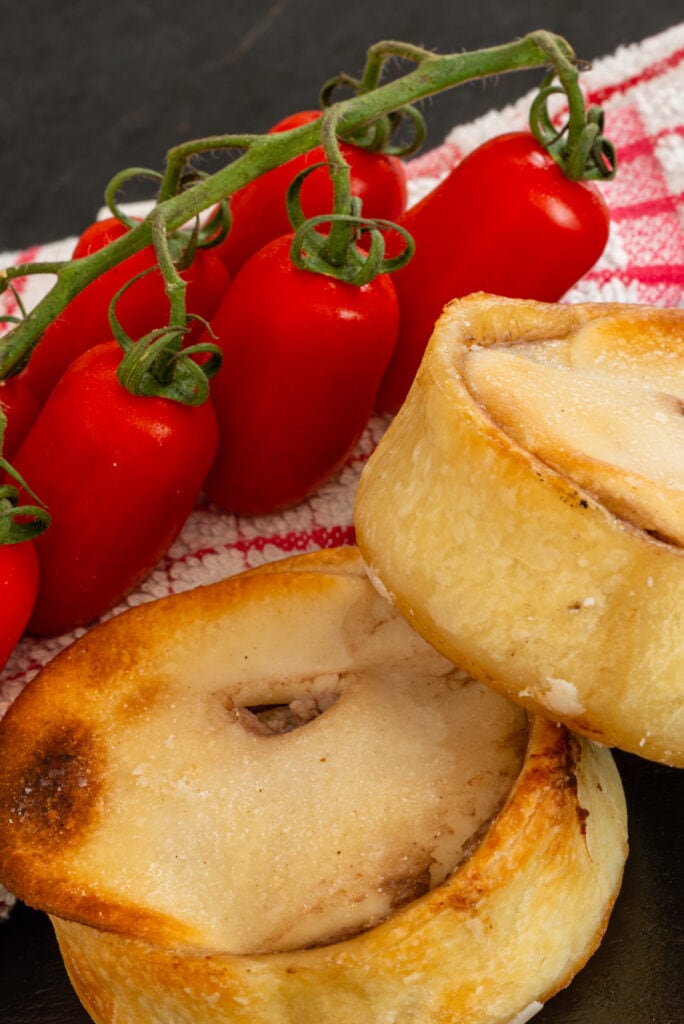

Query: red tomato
<box><xmin>0</xmin><ymin>373</ymin><xmax>39</xmax><ymax>459</ymax></box>
<box><xmin>22</xmin><ymin>217</ymin><xmax>231</xmax><ymax>406</ymax></box>
<box><xmin>215</xmin><ymin>110</ymin><xmax>408</xmax><ymax>276</ymax></box>
<box><xmin>71</xmin><ymin>215</ymin><xmax>132</xmax><ymax>258</ymax></box>
<box><xmin>12</xmin><ymin>341</ymin><xmax>219</xmax><ymax>636</ymax></box>
<box><xmin>376</xmin><ymin>131</ymin><xmax>611</xmax><ymax>413</ymax></box>
<box><xmin>0</xmin><ymin>540</ymin><xmax>39</xmax><ymax>671</ymax></box>
<box><xmin>204</xmin><ymin>233</ymin><xmax>399</xmax><ymax>516</ymax></box>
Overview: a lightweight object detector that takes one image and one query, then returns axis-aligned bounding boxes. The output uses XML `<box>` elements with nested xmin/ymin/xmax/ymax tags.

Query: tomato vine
<box><xmin>0</xmin><ymin>29</ymin><xmax>615</xmax><ymax>398</ymax></box>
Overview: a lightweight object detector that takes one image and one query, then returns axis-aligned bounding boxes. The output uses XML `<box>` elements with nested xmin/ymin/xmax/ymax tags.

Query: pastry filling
<box><xmin>236</xmin><ymin>690</ymin><xmax>341</xmax><ymax>735</ymax></box>
<box><xmin>83</xmin><ymin>661</ymin><xmax>527</xmax><ymax>954</ymax></box>
<box><xmin>463</xmin><ymin>317</ymin><xmax>684</xmax><ymax>545</ymax></box>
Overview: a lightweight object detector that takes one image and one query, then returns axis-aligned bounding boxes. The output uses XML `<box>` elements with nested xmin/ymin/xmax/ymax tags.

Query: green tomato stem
<box><xmin>319</xmin><ymin>106</ymin><xmax>357</xmax><ymax>267</ymax></box>
<box><xmin>151</xmin><ymin>208</ymin><xmax>187</xmax><ymax>333</ymax></box>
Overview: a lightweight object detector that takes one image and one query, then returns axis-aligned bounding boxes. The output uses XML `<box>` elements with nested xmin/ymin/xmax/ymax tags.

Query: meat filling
<box><xmin>236</xmin><ymin>690</ymin><xmax>341</xmax><ymax>735</ymax></box>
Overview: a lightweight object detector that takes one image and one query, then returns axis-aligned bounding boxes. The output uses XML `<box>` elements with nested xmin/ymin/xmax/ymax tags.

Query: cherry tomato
<box><xmin>22</xmin><ymin>217</ymin><xmax>231</xmax><ymax>406</ymax></box>
<box><xmin>0</xmin><ymin>374</ymin><xmax>39</xmax><ymax>459</ymax></box>
<box><xmin>215</xmin><ymin>111</ymin><xmax>408</xmax><ymax>276</ymax></box>
<box><xmin>70</xmin><ymin>215</ymin><xmax>134</xmax><ymax>258</ymax></box>
<box><xmin>376</xmin><ymin>131</ymin><xmax>611</xmax><ymax>412</ymax></box>
<box><xmin>0</xmin><ymin>540</ymin><xmax>39</xmax><ymax>671</ymax></box>
<box><xmin>12</xmin><ymin>341</ymin><xmax>218</xmax><ymax>636</ymax></box>
<box><xmin>204</xmin><ymin>233</ymin><xmax>399</xmax><ymax>516</ymax></box>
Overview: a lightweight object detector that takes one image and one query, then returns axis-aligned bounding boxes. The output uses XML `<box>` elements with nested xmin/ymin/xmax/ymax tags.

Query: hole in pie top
<box><xmin>234</xmin><ymin>690</ymin><xmax>341</xmax><ymax>735</ymax></box>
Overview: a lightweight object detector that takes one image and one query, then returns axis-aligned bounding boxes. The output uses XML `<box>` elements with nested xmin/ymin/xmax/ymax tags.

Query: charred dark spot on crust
<box><xmin>529</xmin><ymin>738</ymin><xmax>579</xmax><ymax>792</ymax></box>
<box><xmin>557</xmin><ymin>488</ymin><xmax>591</xmax><ymax>511</ymax></box>
<box><xmin>564</xmin><ymin>732</ymin><xmax>591</xmax><ymax>834</ymax></box>
<box><xmin>378</xmin><ymin>866</ymin><xmax>431</xmax><ymax>910</ymax></box>
<box><xmin>528</xmin><ymin>733</ymin><xmax>591</xmax><ymax>832</ymax></box>
<box><xmin>459</xmin><ymin>807</ymin><xmax>505</xmax><ymax>867</ymax></box>
<box><xmin>555</xmin><ymin>765</ymin><xmax>579</xmax><ymax>794</ymax></box>
<box><xmin>9</xmin><ymin>721</ymin><xmax>101</xmax><ymax>849</ymax></box>
<box><xmin>576</xmin><ymin>804</ymin><xmax>590</xmax><ymax>835</ymax></box>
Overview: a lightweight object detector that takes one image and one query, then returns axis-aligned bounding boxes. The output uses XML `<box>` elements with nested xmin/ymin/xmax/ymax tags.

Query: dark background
<box><xmin>1</xmin><ymin>3</ymin><xmax>683</xmax><ymax>1023</ymax></box>
<box><xmin>1</xmin><ymin>0</ymin><xmax>682</xmax><ymax>250</ymax></box>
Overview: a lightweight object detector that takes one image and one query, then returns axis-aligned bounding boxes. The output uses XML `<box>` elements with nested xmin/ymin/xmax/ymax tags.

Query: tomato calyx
<box><xmin>528</xmin><ymin>31</ymin><xmax>616</xmax><ymax>182</ymax></box>
<box><xmin>115</xmin><ymin>325</ymin><xmax>221</xmax><ymax>406</ymax></box>
<box><xmin>0</xmin><ymin>434</ymin><xmax>50</xmax><ymax>544</ymax></box>
<box><xmin>531</xmin><ymin>84</ymin><xmax>616</xmax><ymax>182</ymax></box>
<box><xmin>108</xmin><ymin>210</ymin><xmax>222</xmax><ymax>406</ymax></box>
<box><xmin>319</xmin><ymin>55</ymin><xmax>427</xmax><ymax>159</ymax></box>
<box><xmin>285</xmin><ymin>106</ymin><xmax>415</xmax><ymax>286</ymax></box>
<box><xmin>110</xmin><ymin>282</ymin><xmax>222</xmax><ymax>407</ymax></box>
<box><xmin>287</xmin><ymin>186</ymin><xmax>415</xmax><ymax>286</ymax></box>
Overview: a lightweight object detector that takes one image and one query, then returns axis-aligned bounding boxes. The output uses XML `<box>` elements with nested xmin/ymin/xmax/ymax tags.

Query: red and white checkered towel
<box><xmin>0</xmin><ymin>25</ymin><xmax>683</xmax><ymax>918</ymax></box>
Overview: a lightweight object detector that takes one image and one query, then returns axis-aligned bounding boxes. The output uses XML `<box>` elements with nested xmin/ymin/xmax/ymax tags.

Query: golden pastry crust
<box><xmin>50</xmin><ymin>715</ymin><xmax>626</xmax><ymax>1024</ymax></box>
<box><xmin>354</xmin><ymin>294</ymin><xmax>684</xmax><ymax>766</ymax></box>
<box><xmin>0</xmin><ymin>547</ymin><xmax>627</xmax><ymax>1023</ymax></box>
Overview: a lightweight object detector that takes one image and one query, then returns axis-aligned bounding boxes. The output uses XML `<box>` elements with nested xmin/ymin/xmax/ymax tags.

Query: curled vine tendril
<box><xmin>283</xmin><ymin>105</ymin><xmax>415</xmax><ymax>286</ymax></box>
<box><xmin>115</xmin><ymin>325</ymin><xmax>222</xmax><ymax>406</ymax></box>
<box><xmin>527</xmin><ymin>31</ymin><xmax>617</xmax><ymax>182</ymax></box>
<box><xmin>0</xmin><ymin>442</ymin><xmax>51</xmax><ymax>543</ymax></box>
<box><xmin>289</xmin><ymin>210</ymin><xmax>415</xmax><ymax>286</ymax></box>
<box><xmin>106</xmin><ymin>267</ymin><xmax>222</xmax><ymax>406</ymax></box>
<box><xmin>319</xmin><ymin>70</ymin><xmax>427</xmax><ymax>158</ymax></box>
<box><xmin>529</xmin><ymin>74</ymin><xmax>617</xmax><ymax>181</ymax></box>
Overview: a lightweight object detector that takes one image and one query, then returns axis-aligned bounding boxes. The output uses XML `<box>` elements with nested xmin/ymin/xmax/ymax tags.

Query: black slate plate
<box><xmin>1</xmin><ymin>749</ymin><xmax>682</xmax><ymax>1023</ymax></box>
